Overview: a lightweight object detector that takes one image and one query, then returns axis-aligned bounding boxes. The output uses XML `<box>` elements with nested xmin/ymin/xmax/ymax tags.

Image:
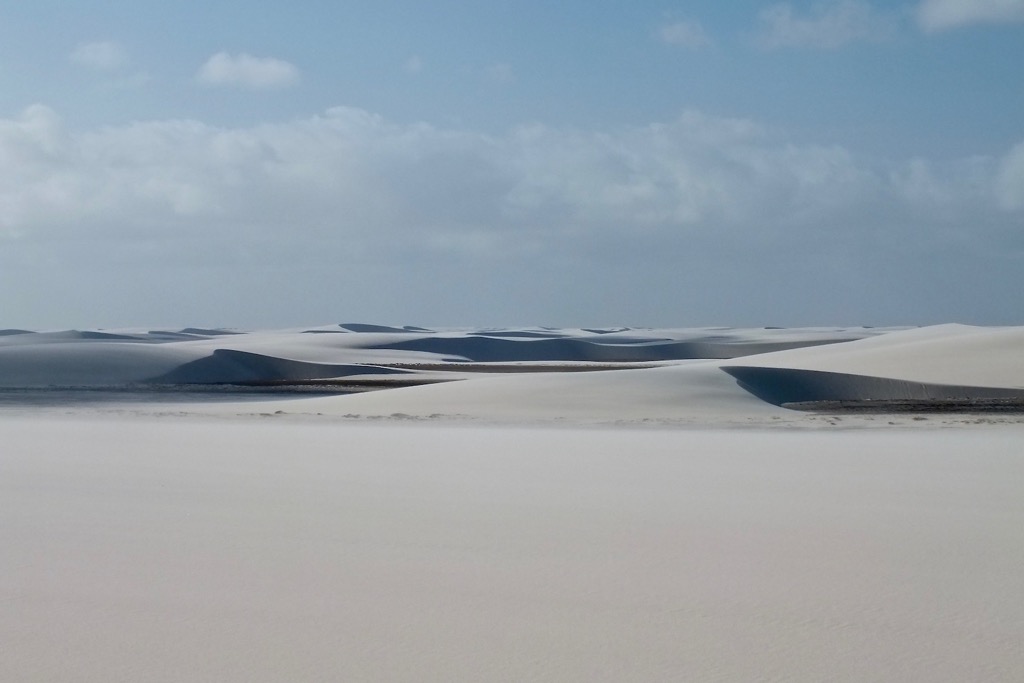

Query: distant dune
<box><xmin>2</xmin><ymin>322</ymin><xmax>1020</xmax><ymax>424</ymax></box>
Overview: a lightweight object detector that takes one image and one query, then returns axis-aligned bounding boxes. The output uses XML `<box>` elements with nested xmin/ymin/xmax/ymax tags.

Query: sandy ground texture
<box><xmin>0</xmin><ymin>324</ymin><xmax>891</xmax><ymax>389</ymax></box>
<box><xmin>157</xmin><ymin>323</ymin><xmax>1023</xmax><ymax>426</ymax></box>
<box><xmin>2</xmin><ymin>323</ymin><xmax>1023</xmax><ymax>681</ymax></box>
<box><xmin>2</xmin><ymin>417</ymin><xmax>1023</xmax><ymax>682</ymax></box>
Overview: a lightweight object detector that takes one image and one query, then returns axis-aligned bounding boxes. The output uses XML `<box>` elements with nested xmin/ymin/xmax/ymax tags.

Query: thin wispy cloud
<box><xmin>483</xmin><ymin>63</ymin><xmax>515</xmax><ymax>84</ymax></box>
<box><xmin>2</xmin><ymin>103</ymin><xmax>1022</xmax><ymax>324</ymax></box>
<box><xmin>196</xmin><ymin>52</ymin><xmax>300</xmax><ymax>89</ymax></box>
<box><xmin>997</xmin><ymin>141</ymin><xmax>1024</xmax><ymax>210</ymax></box>
<box><xmin>756</xmin><ymin>0</ymin><xmax>899</xmax><ymax>49</ymax></box>
<box><xmin>70</xmin><ymin>41</ymin><xmax>129</xmax><ymax>70</ymax></box>
<box><xmin>916</xmin><ymin>0</ymin><xmax>1024</xmax><ymax>32</ymax></box>
<box><xmin>2</xmin><ymin>103</ymin><xmax>1020</xmax><ymax>268</ymax></box>
<box><xmin>658</xmin><ymin>20</ymin><xmax>713</xmax><ymax>49</ymax></box>
<box><xmin>404</xmin><ymin>55</ymin><xmax>424</xmax><ymax>75</ymax></box>
<box><xmin>101</xmin><ymin>73</ymin><xmax>153</xmax><ymax>90</ymax></box>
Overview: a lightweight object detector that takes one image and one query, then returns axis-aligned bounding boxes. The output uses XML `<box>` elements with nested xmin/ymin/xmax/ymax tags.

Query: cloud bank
<box><xmin>0</xmin><ymin>104</ymin><xmax>1021</xmax><ymax>326</ymax></box>
<box><xmin>997</xmin><ymin>141</ymin><xmax>1024</xmax><ymax>209</ymax></box>
<box><xmin>659</xmin><ymin>20</ymin><xmax>713</xmax><ymax>49</ymax></box>
<box><xmin>756</xmin><ymin>0</ymin><xmax>898</xmax><ymax>48</ymax></box>
<box><xmin>196</xmin><ymin>52</ymin><xmax>300</xmax><ymax>89</ymax></box>
<box><xmin>917</xmin><ymin>0</ymin><xmax>1024</xmax><ymax>32</ymax></box>
<box><xmin>70</xmin><ymin>41</ymin><xmax>129</xmax><ymax>70</ymax></box>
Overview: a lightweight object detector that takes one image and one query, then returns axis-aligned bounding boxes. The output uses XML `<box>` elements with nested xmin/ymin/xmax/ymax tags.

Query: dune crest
<box><xmin>0</xmin><ymin>324</ymin><xmax>881</xmax><ymax>389</ymax></box>
<box><xmin>1</xmin><ymin>323</ymin><xmax>1021</xmax><ymax>423</ymax></box>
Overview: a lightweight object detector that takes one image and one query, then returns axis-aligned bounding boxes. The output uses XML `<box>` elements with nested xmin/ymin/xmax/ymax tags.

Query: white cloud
<box><xmin>483</xmin><ymin>63</ymin><xmax>516</xmax><ymax>84</ymax></box>
<box><xmin>917</xmin><ymin>0</ymin><xmax>1024</xmax><ymax>32</ymax></box>
<box><xmin>659</xmin><ymin>20</ymin><xmax>713</xmax><ymax>49</ymax></box>
<box><xmin>102</xmin><ymin>72</ymin><xmax>153</xmax><ymax>90</ymax></box>
<box><xmin>196</xmin><ymin>52</ymin><xmax>300</xmax><ymax>89</ymax></box>
<box><xmin>996</xmin><ymin>141</ymin><xmax>1024</xmax><ymax>209</ymax></box>
<box><xmin>756</xmin><ymin>0</ymin><xmax>899</xmax><ymax>49</ymax></box>
<box><xmin>1</xmin><ymin>104</ymin><xmax>1021</xmax><ymax>326</ymax></box>
<box><xmin>70</xmin><ymin>41</ymin><xmax>129</xmax><ymax>70</ymax></box>
<box><xmin>404</xmin><ymin>55</ymin><xmax>424</xmax><ymax>75</ymax></box>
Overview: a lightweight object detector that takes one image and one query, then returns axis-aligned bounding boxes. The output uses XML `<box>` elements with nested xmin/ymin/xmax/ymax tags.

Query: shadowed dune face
<box><xmin>714</xmin><ymin>325</ymin><xmax>1024</xmax><ymax>411</ymax></box>
<box><xmin>146</xmin><ymin>349</ymin><xmax>413</xmax><ymax>385</ymax></box>
<box><xmin>362</xmin><ymin>335</ymin><xmax>851</xmax><ymax>363</ymax></box>
<box><xmin>176</xmin><ymin>328</ymin><xmax>244</xmax><ymax>336</ymax></box>
<box><xmin>0</xmin><ymin>343</ymin><xmax>206</xmax><ymax>388</ymax></box>
<box><xmin>0</xmin><ymin>330</ymin><xmax>147</xmax><ymax>345</ymax></box>
<box><xmin>722</xmin><ymin>366</ymin><xmax>1024</xmax><ymax>407</ymax></box>
<box><xmin>721</xmin><ymin>324</ymin><xmax>1024</xmax><ymax>389</ymax></box>
<box><xmin>337</xmin><ymin>323</ymin><xmax>435</xmax><ymax>333</ymax></box>
<box><xmin>467</xmin><ymin>330</ymin><xmax>573</xmax><ymax>339</ymax></box>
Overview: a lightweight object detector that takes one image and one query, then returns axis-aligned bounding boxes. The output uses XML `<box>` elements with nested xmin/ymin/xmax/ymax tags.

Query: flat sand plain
<box><xmin>2</xmin><ymin>417</ymin><xmax>1022</xmax><ymax>682</ymax></box>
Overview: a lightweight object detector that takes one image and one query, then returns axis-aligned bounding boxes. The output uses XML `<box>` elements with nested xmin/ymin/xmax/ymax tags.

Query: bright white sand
<box><xmin>2</xmin><ymin>323</ymin><xmax>1023</xmax><ymax>680</ymax></box>
<box><xmin>208</xmin><ymin>360</ymin><xmax>794</xmax><ymax>425</ymax></box>
<box><xmin>0</xmin><ymin>325</ymin><xmax>888</xmax><ymax>388</ymax></box>
<box><xmin>722</xmin><ymin>323</ymin><xmax>1024</xmax><ymax>389</ymax></box>
<box><xmin>192</xmin><ymin>323</ymin><xmax>1024</xmax><ymax>424</ymax></box>
<box><xmin>2</xmin><ymin>416</ymin><xmax>1022</xmax><ymax>682</ymax></box>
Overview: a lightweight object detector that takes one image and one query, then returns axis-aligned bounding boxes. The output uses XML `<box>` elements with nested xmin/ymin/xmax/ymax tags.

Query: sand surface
<box><xmin>172</xmin><ymin>324</ymin><xmax>1024</xmax><ymax>425</ymax></box>
<box><xmin>0</xmin><ymin>324</ymin><xmax>888</xmax><ymax>389</ymax></box>
<box><xmin>2</xmin><ymin>416</ymin><xmax>1023</xmax><ymax>682</ymax></box>
<box><xmin>2</xmin><ymin>322</ymin><xmax>1023</xmax><ymax>680</ymax></box>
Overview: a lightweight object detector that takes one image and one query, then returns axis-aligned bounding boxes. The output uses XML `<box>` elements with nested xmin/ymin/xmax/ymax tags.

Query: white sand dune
<box><xmin>2</xmin><ymin>417</ymin><xmax>1022</xmax><ymax>682</ymax></box>
<box><xmin>723</xmin><ymin>323</ymin><xmax>1024</xmax><ymax>389</ymax></box>
<box><xmin>5</xmin><ymin>323</ymin><xmax>1019</xmax><ymax>422</ymax></box>
<box><xmin>2</xmin><ymin>323</ymin><xmax>1023</xmax><ymax>681</ymax></box>
<box><xmin>0</xmin><ymin>342</ymin><xmax>207</xmax><ymax>387</ymax></box>
<box><xmin>721</xmin><ymin>324</ymin><xmax>1024</xmax><ymax>406</ymax></box>
<box><xmin>0</xmin><ymin>324</ymin><xmax>885</xmax><ymax>390</ymax></box>
<box><xmin>199</xmin><ymin>324</ymin><xmax>1024</xmax><ymax>423</ymax></box>
<box><xmin>251</xmin><ymin>360</ymin><xmax>790</xmax><ymax>423</ymax></box>
<box><xmin>0</xmin><ymin>328</ymin><xmax>457</xmax><ymax>387</ymax></box>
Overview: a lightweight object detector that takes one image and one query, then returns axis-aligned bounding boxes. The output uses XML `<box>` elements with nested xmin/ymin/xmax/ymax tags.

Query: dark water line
<box><xmin>0</xmin><ymin>386</ymin><xmax>355</xmax><ymax>407</ymax></box>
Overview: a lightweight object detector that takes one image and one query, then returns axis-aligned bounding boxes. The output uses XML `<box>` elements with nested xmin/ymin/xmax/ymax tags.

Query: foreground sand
<box><xmin>3</xmin><ymin>322</ymin><xmax>1022</xmax><ymax>680</ymax></box>
<box><xmin>3</xmin><ymin>415</ymin><xmax>1022</xmax><ymax>682</ymax></box>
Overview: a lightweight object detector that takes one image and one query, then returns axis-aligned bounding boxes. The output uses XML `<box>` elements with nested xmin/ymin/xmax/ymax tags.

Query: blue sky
<box><xmin>1</xmin><ymin>0</ymin><xmax>1023</xmax><ymax>328</ymax></box>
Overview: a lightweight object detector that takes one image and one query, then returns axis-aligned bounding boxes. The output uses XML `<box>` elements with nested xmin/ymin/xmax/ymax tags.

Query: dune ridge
<box><xmin>722</xmin><ymin>324</ymin><xmax>1024</xmax><ymax>388</ymax></box>
<box><xmin>362</xmin><ymin>334</ymin><xmax>849</xmax><ymax>363</ymax></box>
<box><xmin>203</xmin><ymin>324</ymin><xmax>1023</xmax><ymax>423</ymax></box>
<box><xmin>1</xmin><ymin>323</ymin><xmax>1021</xmax><ymax>423</ymax></box>
<box><xmin>147</xmin><ymin>349</ymin><xmax>414</xmax><ymax>386</ymax></box>
<box><xmin>0</xmin><ymin>324</ymin><xmax>883</xmax><ymax>390</ymax></box>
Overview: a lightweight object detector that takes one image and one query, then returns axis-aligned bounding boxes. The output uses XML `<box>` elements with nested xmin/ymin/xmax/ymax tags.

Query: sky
<box><xmin>1</xmin><ymin>0</ymin><xmax>1023</xmax><ymax>329</ymax></box>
